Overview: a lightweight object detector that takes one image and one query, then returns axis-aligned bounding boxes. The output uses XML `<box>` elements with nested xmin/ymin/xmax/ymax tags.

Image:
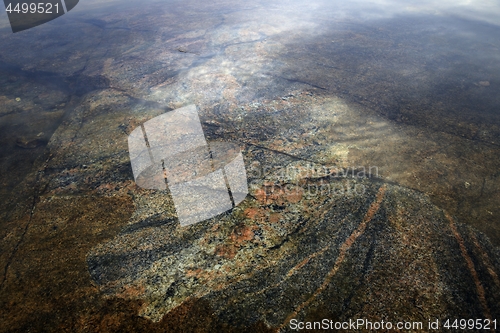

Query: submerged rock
<box><xmin>88</xmin><ymin>157</ymin><xmax>500</xmax><ymax>328</ymax></box>
<box><xmin>15</xmin><ymin>136</ymin><xmax>46</xmax><ymax>149</ymax></box>
<box><xmin>1</xmin><ymin>0</ymin><xmax>500</xmax><ymax>331</ymax></box>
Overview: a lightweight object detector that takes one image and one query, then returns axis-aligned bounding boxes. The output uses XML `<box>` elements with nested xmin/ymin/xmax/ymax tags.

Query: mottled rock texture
<box><xmin>1</xmin><ymin>0</ymin><xmax>500</xmax><ymax>331</ymax></box>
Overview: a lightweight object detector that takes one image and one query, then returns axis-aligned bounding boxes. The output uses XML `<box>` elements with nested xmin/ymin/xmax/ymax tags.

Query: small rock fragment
<box><xmin>16</xmin><ymin>137</ymin><xmax>46</xmax><ymax>149</ymax></box>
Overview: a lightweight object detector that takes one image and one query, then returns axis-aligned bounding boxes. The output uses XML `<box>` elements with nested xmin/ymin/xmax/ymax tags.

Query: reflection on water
<box><xmin>0</xmin><ymin>0</ymin><xmax>499</xmax><ymax>330</ymax></box>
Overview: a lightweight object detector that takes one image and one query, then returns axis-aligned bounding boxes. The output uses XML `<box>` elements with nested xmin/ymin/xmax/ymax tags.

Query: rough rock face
<box><xmin>1</xmin><ymin>0</ymin><xmax>500</xmax><ymax>331</ymax></box>
<box><xmin>87</xmin><ymin>164</ymin><xmax>500</xmax><ymax>328</ymax></box>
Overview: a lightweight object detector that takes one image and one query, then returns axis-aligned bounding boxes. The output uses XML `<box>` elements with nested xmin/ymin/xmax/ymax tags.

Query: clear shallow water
<box><xmin>0</xmin><ymin>0</ymin><xmax>499</xmax><ymax>331</ymax></box>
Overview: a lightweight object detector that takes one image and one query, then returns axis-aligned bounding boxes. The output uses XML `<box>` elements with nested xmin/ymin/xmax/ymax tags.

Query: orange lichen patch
<box><xmin>269</xmin><ymin>213</ymin><xmax>282</xmax><ymax>223</ymax></box>
<box><xmin>116</xmin><ymin>284</ymin><xmax>146</xmax><ymax>299</ymax></box>
<box><xmin>97</xmin><ymin>183</ymin><xmax>116</xmax><ymax>192</ymax></box>
<box><xmin>214</xmin><ymin>244</ymin><xmax>237</xmax><ymax>259</ymax></box>
<box><xmin>214</xmin><ymin>224</ymin><xmax>256</xmax><ymax>260</ymax></box>
<box><xmin>254</xmin><ymin>184</ymin><xmax>304</xmax><ymax>205</ymax></box>
<box><xmin>230</xmin><ymin>224</ymin><xmax>255</xmax><ymax>244</ymax></box>
<box><xmin>186</xmin><ymin>268</ymin><xmax>203</xmax><ymax>278</ymax></box>
<box><xmin>254</xmin><ymin>188</ymin><xmax>268</xmax><ymax>204</ymax></box>
<box><xmin>446</xmin><ymin>212</ymin><xmax>491</xmax><ymax>320</ymax></box>
<box><xmin>244</xmin><ymin>207</ymin><xmax>261</xmax><ymax>219</ymax></box>
<box><xmin>286</xmin><ymin>187</ymin><xmax>303</xmax><ymax>203</ymax></box>
<box><xmin>243</xmin><ymin>207</ymin><xmax>266</xmax><ymax>222</ymax></box>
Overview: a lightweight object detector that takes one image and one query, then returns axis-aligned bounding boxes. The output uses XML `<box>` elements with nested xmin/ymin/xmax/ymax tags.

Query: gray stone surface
<box><xmin>0</xmin><ymin>0</ymin><xmax>499</xmax><ymax>331</ymax></box>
